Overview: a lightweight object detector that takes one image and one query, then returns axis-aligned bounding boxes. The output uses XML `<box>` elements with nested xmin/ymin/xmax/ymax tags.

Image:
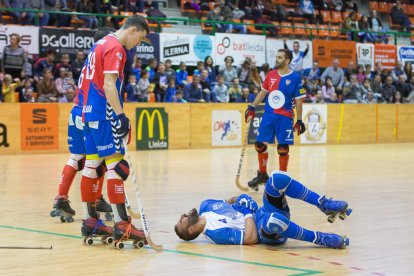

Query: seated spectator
<box><xmin>132</xmin><ymin>58</ymin><xmax>143</xmax><ymax>81</ymax></box>
<box><xmin>37</xmin><ymin>68</ymin><xmax>57</xmax><ymax>102</ymax></box>
<box><xmin>125</xmin><ymin>74</ymin><xmax>140</xmax><ymax>102</ymax></box>
<box><xmin>72</xmin><ymin>50</ymin><xmax>85</xmax><ymax>82</ymax></box>
<box><xmin>213</xmin><ymin>75</ymin><xmax>229</xmax><ymax>103</ymax></box>
<box><xmin>153</xmin><ymin>62</ymin><xmax>168</xmax><ymax>102</ymax></box>
<box><xmin>365</xmin><ymin>64</ymin><xmax>372</xmax><ymax>80</ymax></box>
<box><xmin>237</xmin><ymin>86</ymin><xmax>250</xmax><ymax>103</ymax></box>
<box><xmin>391</xmin><ymin>61</ymin><xmax>407</xmax><ymax>82</ymax></box>
<box><xmin>34</xmin><ymin>49</ymin><xmax>55</xmax><ymax>81</ymax></box>
<box><xmin>193</xmin><ymin>61</ymin><xmax>205</xmax><ymax>76</ymax></box>
<box><xmin>259</xmin><ymin>63</ymin><xmax>270</xmax><ymax>82</ymax></box>
<box><xmin>207</xmin><ymin>5</ymin><xmax>228</xmax><ymax>33</ymax></box>
<box><xmin>391</xmin><ymin>0</ymin><xmax>411</xmax><ymax>32</ymax></box>
<box><xmin>344</xmin><ymin>60</ymin><xmax>356</xmax><ymax>85</ymax></box>
<box><xmin>204</xmin><ymin>56</ymin><xmax>217</xmax><ymax>86</ymax></box>
<box><xmin>331</xmin><ymin>0</ymin><xmax>343</xmax><ymax>11</ymax></box>
<box><xmin>2</xmin><ymin>33</ymin><xmax>25</xmax><ymax>79</ymax></box>
<box><xmin>314</xmin><ymin>89</ymin><xmax>325</xmax><ymax>103</ymax></box>
<box><xmin>176</xmin><ymin>62</ymin><xmax>188</xmax><ymax>89</ymax></box>
<box><xmin>95</xmin><ymin>0</ymin><xmax>120</xmax><ymax>29</ymax></box>
<box><xmin>392</xmin><ymin>90</ymin><xmax>405</xmax><ymax>104</ymax></box>
<box><xmin>228</xmin><ymin>77</ymin><xmax>242</xmax><ymax>102</ymax></box>
<box><xmin>321</xmin><ymin>77</ymin><xmax>336</xmax><ymax>102</ymax></box>
<box><xmin>300</xmin><ymin>0</ymin><xmax>315</xmax><ymax>24</ymax></box>
<box><xmin>22</xmin><ymin>50</ymin><xmax>33</xmax><ymax>79</ymax></box>
<box><xmin>408</xmin><ymin>75</ymin><xmax>414</xmax><ymax>91</ymax></box>
<box><xmin>371</xmin><ymin>74</ymin><xmax>383</xmax><ymax>96</ymax></box>
<box><xmin>3</xmin><ymin>0</ymin><xmax>24</xmax><ymax>24</ymax></box>
<box><xmin>362</xmin><ymin>91</ymin><xmax>377</xmax><ymax>104</ymax></box>
<box><xmin>2</xmin><ymin>74</ymin><xmax>20</xmax><ymax>103</ymax></box>
<box><xmin>125</xmin><ymin>0</ymin><xmax>144</xmax><ymax>13</ymax></box>
<box><xmin>238</xmin><ymin>0</ymin><xmax>256</xmax><ymax>19</ymax></box>
<box><xmin>54</xmin><ymin>53</ymin><xmax>72</xmax><ymax>79</ymax></box>
<box><xmin>250</xmin><ymin>64</ymin><xmax>262</xmax><ymax>88</ymax></box>
<box><xmin>320</xmin><ymin>58</ymin><xmax>345</xmax><ymax>97</ymax></box>
<box><xmin>343</xmin><ymin>75</ymin><xmax>363</xmax><ymax>103</ymax></box>
<box><xmin>219</xmin><ymin>0</ymin><xmax>246</xmax><ymax>34</ymax></box>
<box><xmin>360</xmin><ymin>78</ymin><xmax>373</xmax><ymax>95</ymax></box>
<box><xmin>25</xmin><ymin>0</ymin><xmax>50</xmax><ymax>27</ymax></box>
<box><xmin>381</xmin><ymin>76</ymin><xmax>397</xmax><ymax>103</ymax></box>
<box><xmin>248</xmin><ymin>85</ymin><xmax>259</xmax><ymax>102</ymax></box>
<box><xmin>56</xmin><ymin>68</ymin><xmax>76</xmax><ymax>101</ymax></box>
<box><xmin>76</xmin><ymin>0</ymin><xmax>99</xmax><ymax>29</ymax></box>
<box><xmin>145</xmin><ymin>58</ymin><xmax>157</xmax><ymax>82</ymax></box>
<box><xmin>238</xmin><ymin>58</ymin><xmax>252</xmax><ymax>87</ymax></box>
<box><xmin>303</xmin><ymin>61</ymin><xmax>321</xmax><ymax>82</ymax></box>
<box><xmin>404</xmin><ymin>62</ymin><xmax>413</xmax><ymax>81</ymax></box>
<box><xmin>183</xmin><ymin>74</ymin><xmax>205</xmax><ymax>103</ymax></box>
<box><xmin>174</xmin><ymin>90</ymin><xmax>187</xmax><ymax>103</ymax></box>
<box><xmin>356</xmin><ymin>65</ymin><xmax>366</xmax><ymax>84</ymax></box>
<box><xmin>164</xmin><ymin>59</ymin><xmax>175</xmax><ymax>80</ymax></box>
<box><xmin>343</xmin><ymin>0</ymin><xmax>358</xmax><ymax>12</ymax></box>
<box><xmin>166</xmin><ymin>77</ymin><xmax>177</xmax><ymax>102</ymax></box>
<box><xmin>59</xmin><ymin>87</ymin><xmax>75</xmax><ymax>103</ymax></box>
<box><xmin>220</xmin><ymin>56</ymin><xmax>238</xmax><ymax>86</ymax></box>
<box><xmin>45</xmin><ymin>0</ymin><xmax>71</xmax><ymax>27</ymax></box>
<box><xmin>200</xmin><ymin>69</ymin><xmax>216</xmax><ymax>102</ymax></box>
<box><xmin>16</xmin><ymin>78</ymin><xmax>35</xmax><ymax>103</ymax></box>
<box><xmin>342</xmin><ymin>11</ymin><xmax>359</xmax><ymax>40</ymax></box>
<box><xmin>137</xmin><ymin>69</ymin><xmax>150</xmax><ymax>102</ymax></box>
<box><xmin>183</xmin><ymin>0</ymin><xmax>201</xmax><ymax>12</ymax></box>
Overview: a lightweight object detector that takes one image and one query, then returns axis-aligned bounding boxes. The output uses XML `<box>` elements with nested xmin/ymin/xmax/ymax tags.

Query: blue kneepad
<box><xmin>265</xmin><ymin>171</ymin><xmax>292</xmax><ymax>197</ymax></box>
<box><xmin>264</xmin><ymin>212</ymin><xmax>290</xmax><ymax>234</ymax></box>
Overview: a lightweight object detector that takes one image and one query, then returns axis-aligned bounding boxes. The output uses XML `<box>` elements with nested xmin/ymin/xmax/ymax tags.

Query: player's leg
<box><xmin>275</xmin><ymin>115</ymin><xmax>295</xmax><ymax>172</ymax></box>
<box><xmin>256</xmin><ymin>209</ymin><xmax>348</xmax><ymax>249</ymax></box>
<box><xmin>93</xmin><ymin>161</ymin><xmax>113</xmax><ymax>220</ymax></box>
<box><xmin>248</xmin><ymin>113</ymin><xmax>275</xmax><ymax>188</ymax></box>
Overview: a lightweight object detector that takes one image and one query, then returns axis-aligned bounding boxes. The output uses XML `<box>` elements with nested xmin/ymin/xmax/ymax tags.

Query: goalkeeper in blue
<box><xmin>175</xmin><ymin>171</ymin><xmax>351</xmax><ymax>249</ymax></box>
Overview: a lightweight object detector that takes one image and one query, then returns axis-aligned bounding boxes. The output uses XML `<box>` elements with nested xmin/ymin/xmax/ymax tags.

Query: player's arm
<box><xmin>244</xmin><ymin>89</ymin><xmax>267</xmax><ymax>123</ymax></box>
<box><xmin>243</xmin><ymin>215</ymin><xmax>258</xmax><ymax>245</ymax></box>
<box><xmin>104</xmin><ymin>73</ymin><xmax>124</xmax><ymax>116</ymax></box>
<box><xmin>293</xmin><ymin>80</ymin><xmax>306</xmax><ymax>135</ymax></box>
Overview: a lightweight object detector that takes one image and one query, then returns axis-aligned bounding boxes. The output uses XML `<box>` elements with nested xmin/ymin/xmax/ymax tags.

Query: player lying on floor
<box><xmin>175</xmin><ymin>171</ymin><xmax>351</xmax><ymax>249</ymax></box>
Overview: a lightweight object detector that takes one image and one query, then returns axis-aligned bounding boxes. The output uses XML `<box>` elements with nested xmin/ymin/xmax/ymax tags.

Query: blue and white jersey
<box><xmin>289</xmin><ymin>51</ymin><xmax>306</xmax><ymax>72</ymax></box>
<box><xmin>199</xmin><ymin>199</ymin><xmax>246</xmax><ymax>245</ymax></box>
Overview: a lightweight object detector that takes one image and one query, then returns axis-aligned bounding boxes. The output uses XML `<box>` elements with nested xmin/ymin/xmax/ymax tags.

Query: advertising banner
<box><xmin>266</xmin><ymin>39</ymin><xmax>313</xmax><ymax>69</ymax></box>
<box><xmin>159</xmin><ymin>33</ymin><xmax>215</xmax><ymax>65</ymax></box>
<box><xmin>0</xmin><ymin>25</ymin><xmax>39</xmax><ymax>55</ymax></box>
<box><xmin>39</xmin><ymin>28</ymin><xmax>95</xmax><ymax>58</ymax></box>
<box><xmin>356</xmin><ymin>43</ymin><xmax>375</xmax><ymax>67</ymax></box>
<box><xmin>374</xmin><ymin>44</ymin><xmax>396</xmax><ymax>70</ymax></box>
<box><xmin>136</xmin><ymin>108</ymin><xmax>169</xmax><ymax>150</ymax></box>
<box><xmin>215</xmin><ymin>33</ymin><xmax>266</xmax><ymax>66</ymax></box>
<box><xmin>312</xmin><ymin>39</ymin><xmax>356</xmax><ymax>68</ymax></box>
<box><xmin>136</xmin><ymin>33</ymin><xmax>160</xmax><ymax>65</ymax></box>
<box><xmin>300</xmin><ymin>104</ymin><xmax>327</xmax><ymax>144</ymax></box>
<box><xmin>20</xmin><ymin>104</ymin><xmax>59</xmax><ymax>150</ymax></box>
<box><xmin>248</xmin><ymin>105</ymin><xmax>264</xmax><ymax>144</ymax></box>
<box><xmin>211</xmin><ymin>110</ymin><xmax>241</xmax><ymax>146</ymax></box>
<box><xmin>397</xmin><ymin>45</ymin><xmax>414</xmax><ymax>65</ymax></box>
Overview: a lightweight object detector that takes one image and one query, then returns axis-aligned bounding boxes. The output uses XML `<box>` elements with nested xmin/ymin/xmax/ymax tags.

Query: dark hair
<box><xmin>46</xmin><ymin>48</ymin><xmax>56</xmax><ymax>56</ymax></box>
<box><xmin>204</xmin><ymin>55</ymin><xmax>214</xmax><ymax>67</ymax></box>
<box><xmin>278</xmin><ymin>49</ymin><xmax>293</xmax><ymax>64</ymax></box>
<box><xmin>174</xmin><ymin>225</ymin><xmax>200</xmax><ymax>241</ymax></box>
<box><xmin>197</xmin><ymin>61</ymin><xmax>204</xmax><ymax>66</ymax></box>
<box><xmin>122</xmin><ymin>14</ymin><xmax>149</xmax><ymax>34</ymax></box>
<box><xmin>214</xmin><ymin>4</ymin><xmax>220</xmax><ymax>9</ymax></box>
<box><xmin>141</xmin><ymin>69</ymin><xmax>148</xmax><ymax>77</ymax></box>
<box><xmin>10</xmin><ymin>33</ymin><xmax>20</xmax><ymax>44</ymax></box>
<box><xmin>94</xmin><ymin>27</ymin><xmax>116</xmax><ymax>41</ymax></box>
<box><xmin>225</xmin><ymin>56</ymin><xmax>234</xmax><ymax>63</ymax></box>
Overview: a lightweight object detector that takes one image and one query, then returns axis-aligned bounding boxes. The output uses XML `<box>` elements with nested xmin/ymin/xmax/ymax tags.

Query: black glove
<box><xmin>293</xmin><ymin>120</ymin><xmax>306</xmax><ymax>135</ymax></box>
<box><xmin>116</xmin><ymin>113</ymin><xmax>131</xmax><ymax>139</ymax></box>
<box><xmin>244</xmin><ymin>105</ymin><xmax>255</xmax><ymax>123</ymax></box>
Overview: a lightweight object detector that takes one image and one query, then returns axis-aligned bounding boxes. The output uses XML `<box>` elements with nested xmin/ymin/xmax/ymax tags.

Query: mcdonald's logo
<box><xmin>136</xmin><ymin>108</ymin><xmax>168</xmax><ymax>150</ymax></box>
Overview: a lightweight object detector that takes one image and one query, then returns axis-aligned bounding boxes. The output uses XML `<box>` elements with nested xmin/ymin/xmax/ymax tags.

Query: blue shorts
<box><xmin>257</xmin><ymin>112</ymin><xmax>294</xmax><ymax>145</ymax></box>
<box><xmin>67</xmin><ymin>106</ymin><xmax>86</xmax><ymax>154</ymax></box>
<box><xmin>83</xmin><ymin>120</ymin><xmax>125</xmax><ymax>158</ymax></box>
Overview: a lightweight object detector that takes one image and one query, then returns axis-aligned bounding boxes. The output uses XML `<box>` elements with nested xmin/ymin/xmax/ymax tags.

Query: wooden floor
<box><xmin>0</xmin><ymin>144</ymin><xmax>413</xmax><ymax>275</ymax></box>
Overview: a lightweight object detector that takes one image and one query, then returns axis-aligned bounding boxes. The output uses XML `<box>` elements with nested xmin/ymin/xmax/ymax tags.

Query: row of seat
<box><xmin>369</xmin><ymin>1</ymin><xmax>414</xmax><ymax>15</ymax></box>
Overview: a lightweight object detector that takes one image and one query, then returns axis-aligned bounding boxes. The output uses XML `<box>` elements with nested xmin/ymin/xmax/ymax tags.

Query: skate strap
<box><xmin>119</xmin><ymin>223</ymin><xmax>132</xmax><ymax>241</ymax></box>
<box><xmin>92</xmin><ymin>219</ymin><xmax>105</xmax><ymax>235</ymax></box>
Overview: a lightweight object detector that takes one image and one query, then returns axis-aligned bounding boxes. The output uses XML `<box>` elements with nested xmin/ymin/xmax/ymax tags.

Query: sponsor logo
<box><xmin>304</xmin><ymin>108</ymin><xmax>327</xmax><ymax>142</ymax></box>
<box><xmin>97</xmin><ymin>143</ymin><xmax>113</xmax><ymax>151</ymax></box>
<box><xmin>299</xmin><ymin>88</ymin><xmax>305</xmax><ymax>95</ymax></box>
<box><xmin>83</xmin><ymin>105</ymin><xmax>92</xmax><ymax>113</ymax></box>
<box><xmin>41</xmin><ymin>33</ymin><xmax>94</xmax><ymax>49</ymax></box>
<box><xmin>164</xmin><ymin>44</ymin><xmax>189</xmax><ymax>58</ymax></box>
<box><xmin>268</xmin><ymin>90</ymin><xmax>285</xmax><ymax>109</ymax></box>
<box><xmin>136</xmin><ymin>108</ymin><xmax>169</xmax><ymax>150</ymax></box>
<box><xmin>0</xmin><ymin>34</ymin><xmax>32</xmax><ymax>46</ymax></box>
<box><xmin>32</xmin><ymin>109</ymin><xmax>47</xmax><ymax>124</ymax></box>
<box><xmin>0</xmin><ymin>123</ymin><xmax>9</xmax><ymax>147</ymax></box>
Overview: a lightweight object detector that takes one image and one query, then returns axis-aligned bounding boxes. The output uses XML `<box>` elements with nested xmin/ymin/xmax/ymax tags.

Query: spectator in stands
<box><xmin>146</xmin><ymin>58</ymin><xmax>157</xmax><ymax>82</ymax></box>
<box><xmin>396</xmin><ymin>75</ymin><xmax>410</xmax><ymax>99</ymax></box>
<box><xmin>248</xmin><ymin>85</ymin><xmax>259</xmax><ymax>102</ymax></box>
<box><xmin>342</xmin><ymin>11</ymin><xmax>359</xmax><ymax>40</ymax></box>
<box><xmin>358</xmin><ymin>15</ymin><xmax>371</xmax><ymax>43</ymax></box>
<box><xmin>255</xmin><ymin>0</ymin><xmax>278</xmax><ymax>21</ymax></box>
<box><xmin>174</xmin><ymin>90</ymin><xmax>187</xmax><ymax>103</ymax></box>
<box><xmin>56</xmin><ymin>68</ymin><xmax>68</xmax><ymax>100</ymax></box>
<box><xmin>238</xmin><ymin>0</ymin><xmax>257</xmax><ymax>19</ymax></box>
<box><xmin>137</xmin><ymin>69</ymin><xmax>150</xmax><ymax>102</ymax></box>
<box><xmin>284</xmin><ymin>40</ymin><xmax>309</xmax><ymax>73</ymax></box>
<box><xmin>392</xmin><ymin>90</ymin><xmax>404</xmax><ymax>104</ymax></box>
<box><xmin>237</xmin><ymin>86</ymin><xmax>250</xmax><ymax>103</ymax></box>
<box><xmin>16</xmin><ymin>78</ymin><xmax>35</xmax><ymax>102</ymax></box>
<box><xmin>76</xmin><ymin>0</ymin><xmax>99</xmax><ymax>29</ymax></box>
<box><xmin>381</xmin><ymin>76</ymin><xmax>397</xmax><ymax>103</ymax></box>
<box><xmin>365</xmin><ymin>64</ymin><xmax>372</xmax><ymax>80</ymax></box>
<box><xmin>193</xmin><ymin>61</ymin><xmax>205</xmax><ymax>76</ymax></box>
<box><xmin>182</xmin><ymin>0</ymin><xmax>201</xmax><ymax>13</ymax></box>
<box><xmin>2</xmin><ymin>33</ymin><xmax>25</xmax><ymax>79</ymax></box>
<box><xmin>356</xmin><ymin>65</ymin><xmax>366</xmax><ymax>84</ymax></box>
<box><xmin>200</xmin><ymin>69</ymin><xmax>216</xmax><ymax>102</ymax></box>
<box><xmin>238</xmin><ymin>58</ymin><xmax>252</xmax><ymax>88</ymax></box>
<box><xmin>3</xmin><ymin>0</ymin><xmax>24</xmax><ymax>24</ymax></box>
<box><xmin>153</xmin><ymin>62</ymin><xmax>168</xmax><ymax>102</ymax></box>
<box><xmin>219</xmin><ymin>0</ymin><xmax>247</xmax><ymax>34</ymax></box>
<box><xmin>314</xmin><ymin>89</ymin><xmax>325</xmax><ymax>103</ymax></box>
<box><xmin>25</xmin><ymin>0</ymin><xmax>50</xmax><ymax>27</ymax></box>
<box><xmin>125</xmin><ymin>73</ymin><xmax>139</xmax><ymax>102</ymax></box>
<box><xmin>22</xmin><ymin>50</ymin><xmax>33</xmax><ymax>79</ymax></box>
<box><xmin>45</xmin><ymin>0</ymin><xmax>71</xmax><ymax>27</ymax></box>
<box><xmin>72</xmin><ymin>50</ymin><xmax>85</xmax><ymax>82</ymax></box>
<box><xmin>213</xmin><ymin>75</ymin><xmax>229</xmax><ymax>103</ymax></box>
<box><xmin>34</xmin><ymin>49</ymin><xmax>55</xmax><ymax>81</ymax></box>
<box><xmin>37</xmin><ymin>68</ymin><xmax>57</xmax><ymax>102</ymax></box>
<box><xmin>391</xmin><ymin>61</ymin><xmax>407</xmax><ymax>82</ymax></box>
<box><xmin>54</xmin><ymin>54</ymin><xmax>72</xmax><ymax>79</ymax></box>
<box><xmin>408</xmin><ymin>75</ymin><xmax>414</xmax><ymax>92</ymax></box>
<box><xmin>320</xmin><ymin>58</ymin><xmax>345</xmax><ymax>96</ymax></box>
<box><xmin>1</xmin><ymin>74</ymin><xmax>20</xmax><ymax>103</ymax></box>
<box><xmin>404</xmin><ymin>62</ymin><xmax>413</xmax><ymax>81</ymax></box>
<box><xmin>300</xmin><ymin>0</ymin><xmax>315</xmax><ymax>24</ymax></box>
<box><xmin>367</xmin><ymin>10</ymin><xmax>387</xmax><ymax>43</ymax></box>
<box><xmin>175</xmin><ymin>62</ymin><xmax>189</xmax><ymax>90</ymax></box>
<box><xmin>183</xmin><ymin>74</ymin><xmax>205</xmax><ymax>103</ymax></box>
<box><xmin>59</xmin><ymin>87</ymin><xmax>75</xmax><ymax>103</ymax></box>
<box><xmin>95</xmin><ymin>0</ymin><xmax>120</xmax><ymax>29</ymax></box>
<box><xmin>360</xmin><ymin>78</ymin><xmax>372</xmax><ymax>94</ymax></box>
<box><xmin>250</xmin><ymin>64</ymin><xmax>262</xmax><ymax>88</ymax></box>
<box><xmin>344</xmin><ymin>60</ymin><xmax>356</xmax><ymax>84</ymax></box>
<box><xmin>315</xmin><ymin>0</ymin><xmax>331</xmax><ymax>12</ymax></box>
<box><xmin>207</xmin><ymin>5</ymin><xmax>228</xmax><ymax>33</ymax></box>
<box><xmin>164</xmin><ymin>59</ymin><xmax>176</xmax><ymax>80</ymax></box>
<box><xmin>321</xmin><ymin>77</ymin><xmax>336</xmax><ymax>103</ymax></box>
<box><xmin>166</xmin><ymin>77</ymin><xmax>177</xmax><ymax>102</ymax></box>
<box><xmin>362</xmin><ymin>91</ymin><xmax>377</xmax><ymax>104</ymax></box>
<box><xmin>406</xmin><ymin>89</ymin><xmax>414</xmax><ymax>103</ymax></box>
<box><xmin>372</xmin><ymin>62</ymin><xmax>383</xmax><ymax>80</ymax></box>
<box><xmin>125</xmin><ymin>0</ymin><xmax>144</xmax><ymax>13</ymax></box>
<box><xmin>343</xmin><ymin>75</ymin><xmax>363</xmax><ymax>103</ymax></box>
<box><xmin>259</xmin><ymin>63</ymin><xmax>270</xmax><ymax>82</ymax></box>
<box><xmin>303</xmin><ymin>60</ymin><xmax>320</xmax><ymax>83</ymax></box>
<box><xmin>371</xmin><ymin>74</ymin><xmax>382</xmax><ymax>96</ymax></box>
<box><xmin>220</xmin><ymin>56</ymin><xmax>238</xmax><ymax>86</ymax></box>
<box><xmin>228</xmin><ymin>77</ymin><xmax>242</xmax><ymax>102</ymax></box>
<box><xmin>391</xmin><ymin>0</ymin><xmax>411</xmax><ymax>32</ymax></box>
<box><xmin>204</xmin><ymin>56</ymin><xmax>217</xmax><ymax>87</ymax></box>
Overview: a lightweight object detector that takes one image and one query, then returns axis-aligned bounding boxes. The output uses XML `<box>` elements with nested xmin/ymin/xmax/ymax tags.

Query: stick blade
<box><xmin>127</xmin><ymin>206</ymin><xmax>141</xmax><ymax>219</ymax></box>
<box><xmin>147</xmin><ymin>236</ymin><xmax>163</xmax><ymax>251</ymax></box>
<box><xmin>235</xmin><ymin>176</ymin><xmax>249</xmax><ymax>192</ymax></box>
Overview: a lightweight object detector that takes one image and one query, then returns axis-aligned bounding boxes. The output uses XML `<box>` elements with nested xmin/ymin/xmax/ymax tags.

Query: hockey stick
<box><xmin>123</xmin><ymin>140</ymin><xmax>163</xmax><ymax>251</ymax></box>
<box><xmin>235</xmin><ymin>118</ymin><xmax>251</xmax><ymax>192</ymax></box>
<box><xmin>125</xmin><ymin>192</ymin><xmax>141</xmax><ymax>219</ymax></box>
<box><xmin>0</xmin><ymin>246</ymin><xmax>52</xmax><ymax>249</ymax></box>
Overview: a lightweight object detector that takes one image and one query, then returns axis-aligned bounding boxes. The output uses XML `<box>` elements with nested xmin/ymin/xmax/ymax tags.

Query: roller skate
<box><xmin>50</xmin><ymin>196</ymin><xmax>75</xmax><ymax>223</ymax></box>
<box><xmin>313</xmin><ymin>231</ymin><xmax>349</xmax><ymax>249</ymax></box>
<box><xmin>248</xmin><ymin>171</ymin><xmax>269</xmax><ymax>192</ymax></box>
<box><xmin>96</xmin><ymin>195</ymin><xmax>113</xmax><ymax>221</ymax></box>
<box><xmin>81</xmin><ymin>217</ymin><xmax>114</xmax><ymax>246</ymax></box>
<box><xmin>112</xmin><ymin>216</ymin><xmax>147</xmax><ymax>250</ymax></box>
<box><xmin>317</xmin><ymin>194</ymin><xmax>352</xmax><ymax>223</ymax></box>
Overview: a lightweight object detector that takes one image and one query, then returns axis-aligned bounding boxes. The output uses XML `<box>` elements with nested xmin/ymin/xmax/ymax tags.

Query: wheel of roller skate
<box><xmin>83</xmin><ymin>237</ymin><xmax>93</xmax><ymax>246</ymax></box>
<box><xmin>133</xmin><ymin>240</ymin><xmax>145</xmax><ymax>249</ymax></box>
<box><xmin>104</xmin><ymin>213</ymin><xmax>113</xmax><ymax>221</ymax></box>
<box><xmin>327</xmin><ymin>215</ymin><xmax>335</xmax><ymax>223</ymax></box>
<box><xmin>338</xmin><ymin>212</ymin><xmax>346</xmax><ymax>220</ymax></box>
<box><xmin>60</xmin><ymin>216</ymin><xmax>67</xmax><ymax>223</ymax></box>
<box><xmin>50</xmin><ymin>210</ymin><xmax>56</xmax><ymax>217</ymax></box>
<box><xmin>66</xmin><ymin>216</ymin><xmax>74</xmax><ymax>223</ymax></box>
<box><xmin>102</xmin><ymin>236</ymin><xmax>113</xmax><ymax>245</ymax></box>
<box><xmin>114</xmin><ymin>241</ymin><xmax>124</xmax><ymax>250</ymax></box>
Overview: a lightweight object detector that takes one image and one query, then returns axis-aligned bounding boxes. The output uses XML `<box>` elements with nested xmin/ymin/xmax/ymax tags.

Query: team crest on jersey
<box><xmin>286</xmin><ymin>79</ymin><xmax>291</xmax><ymax>86</ymax></box>
<box><xmin>299</xmin><ymin>88</ymin><xmax>305</xmax><ymax>94</ymax></box>
<box><xmin>116</xmin><ymin>52</ymin><xmax>123</xmax><ymax>60</ymax></box>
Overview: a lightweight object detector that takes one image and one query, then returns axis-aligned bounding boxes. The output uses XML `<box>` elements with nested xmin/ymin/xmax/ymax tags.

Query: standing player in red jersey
<box><xmin>79</xmin><ymin>15</ymin><xmax>149</xmax><ymax>243</ymax></box>
<box><xmin>244</xmin><ymin>49</ymin><xmax>306</xmax><ymax>190</ymax></box>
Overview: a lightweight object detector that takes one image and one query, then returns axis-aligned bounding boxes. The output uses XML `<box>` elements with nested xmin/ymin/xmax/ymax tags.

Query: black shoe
<box><xmin>55</xmin><ymin>197</ymin><xmax>76</xmax><ymax>216</ymax></box>
<box><xmin>96</xmin><ymin>195</ymin><xmax>112</xmax><ymax>213</ymax></box>
<box><xmin>248</xmin><ymin>171</ymin><xmax>269</xmax><ymax>188</ymax></box>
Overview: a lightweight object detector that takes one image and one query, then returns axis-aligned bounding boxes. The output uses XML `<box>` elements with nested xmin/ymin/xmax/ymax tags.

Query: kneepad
<box><xmin>277</xmin><ymin>144</ymin><xmax>289</xmax><ymax>156</ymax></box>
<box><xmin>96</xmin><ymin>161</ymin><xmax>107</xmax><ymax>178</ymax></box>
<box><xmin>68</xmin><ymin>154</ymin><xmax>85</xmax><ymax>171</ymax></box>
<box><xmin>114</xmin><ymin>159</ymin><xmax>130</xmax><ymax>181</ymax></box>
<box><xmin>264</xmin><ymin>213</ymin><xmax>290</xmax><ymax>234</ymax></box>
<box><xmin>269</xmin><ymin>171</ymin><xmax>292</xmax><ymax>192</ymax></box>
<box><xmin>255</xmin><ymin>141</ymin><xmax>268</xmax><ymax>153</ymax></box>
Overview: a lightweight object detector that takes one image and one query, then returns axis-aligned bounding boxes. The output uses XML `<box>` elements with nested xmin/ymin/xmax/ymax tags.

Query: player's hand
<box><xmin>232</xmin><ymin>203</ymin><xmax>254</xmax><ymax>217</ymax></box>
<box><xmin>293</xmin><ymin>120</ymin><xmax>306</xmax><ymax>135</ymax></box>
<box><xmin>116</xmin><ymin>113</ymin><xmax>131</xmax><ymax>141</ymax></box>
<box><xmin>236</xmin><ymin>194</ymin><xmax>258</xmax><ymax>212</ymax></box>
<box><xmin>244</xmin><ymin>105</ymin><xmax>255</xmax><ymax>123</ymax></box>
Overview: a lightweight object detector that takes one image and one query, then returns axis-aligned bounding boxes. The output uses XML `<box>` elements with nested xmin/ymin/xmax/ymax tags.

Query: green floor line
<box><xmin>0</xmin><ymin>224</ymin><xmax>322</xmax><ymax>275</ymax></box>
